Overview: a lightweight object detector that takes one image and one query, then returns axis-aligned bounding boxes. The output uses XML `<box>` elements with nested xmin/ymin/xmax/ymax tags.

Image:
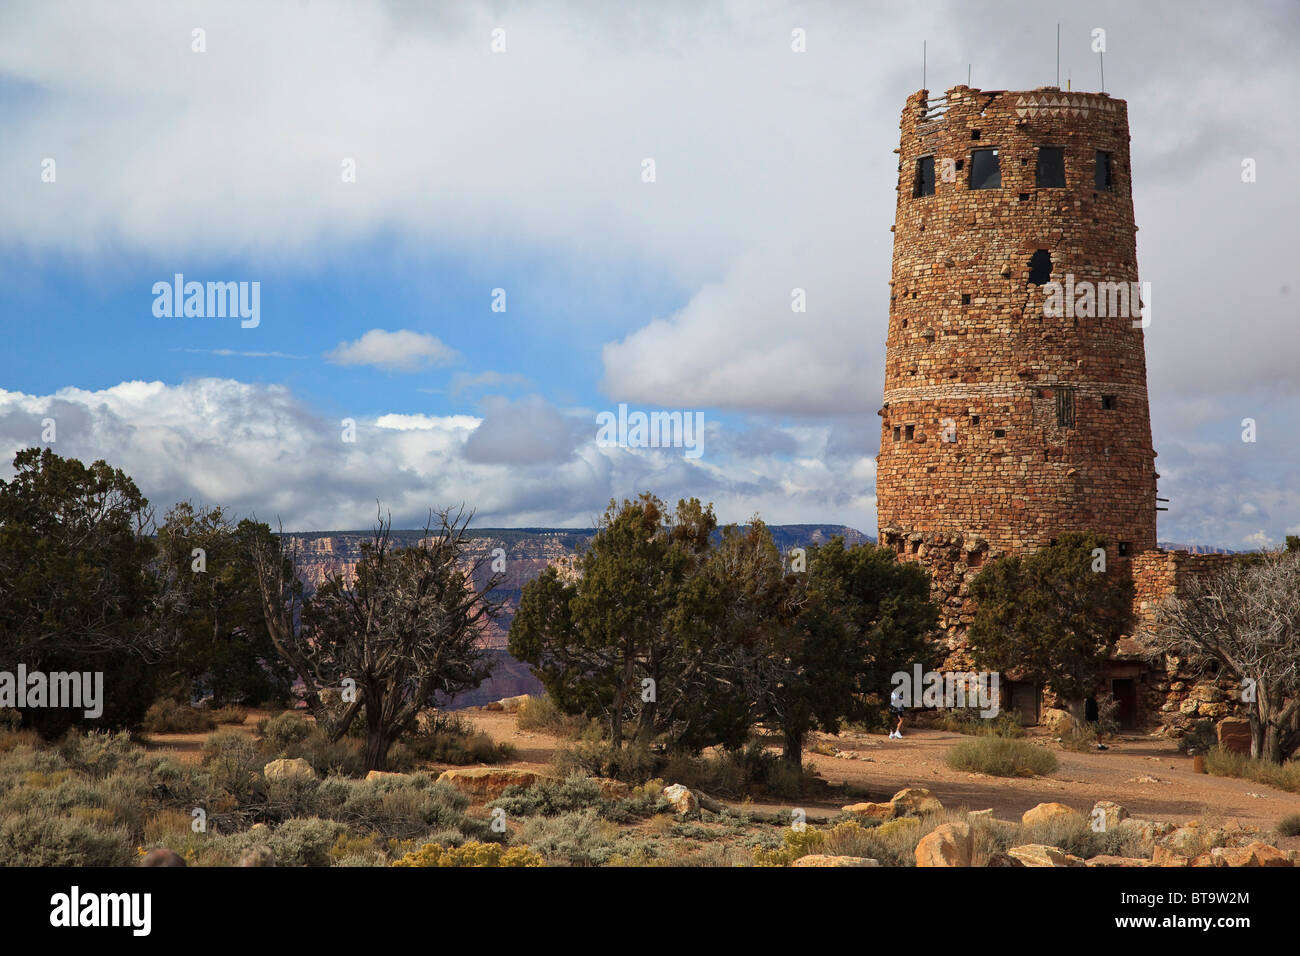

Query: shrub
<box><xmin>933</xmin><ymin>708</ymin><xmax>1025</xmax><ymax>738</ymax></box>
<box><xmin>202</xmin><ymin>730</ymin><xmax>263</xmax><ymax>801</ymax></box>
<box><xmin>516</xmin><ymin>695</ymin><xmax>588</xmax><ymax>737</ymax></box>
<box><xmin>268</xmin><ymin>817</ymin><xmax>346</xmax><ymax>867</ymax></box>
<box><xmin>945</xmin><ymin>737</ymin><xmax>1058</xmax><ymax>777</ymax></box>
<box><xmin>1059</xmin><ymin>724</ymin><xmax>1100</xmax><ymax>752</ymax></box>
<box><xmin>1277</xmin><ymin>813</ymin><xmax>1300</xmax><ymax>838</ymax></box>
<box><xmin>660</xmin><ymin>742</ymin><xmax>814</xmax><ymax>799</ymax></box>
<box><xmin>1007</xmin><ymin>812</ymin><xmax>1146</xmax><ymax>859</ymax></box>
<box><xmin>258</xmin><ymin>712</ymin><xmax>314</xmax><ymax>755</ymax></box>
<box><xmin>392</xmin><ymin>841</ymin><xmax>543</xmax><ymax>867</ymax></box>
<box><xmin>209</xmin><ymin>706</ymin><xmax>248</xmax><ymax>726</ymax></box>
<box><xmin>0</xmin><ymin>810</ymin><xmax>132</xmax><ymax>866</ymax></box>
<box><xmin>519</xmin><ymin>809</ymin><xmax>616</xmax><ymax>866</ymax></box>
<box><xmin>1178</xmin><ymin>719</ymin><xmax>1218</xmax><ymax>755</ymax></box>
<box><xmin>142</xmin><ymin>698</ymin><xmax>217</xmax><ymax>734</ymax></box>
<box><xmin>490</xmin><ymin>774</ymin><xmax>604</xmax><ymax>817</ymax></box>
<box><xmin>1204</xmin><ymin>747</ymin><xmax>1300</xmax><ymax>793</ymax></box>
<box><xmin>551</xmin><ymin>737</ymin><xmax>658</xmax><ymax>785</ymax></box>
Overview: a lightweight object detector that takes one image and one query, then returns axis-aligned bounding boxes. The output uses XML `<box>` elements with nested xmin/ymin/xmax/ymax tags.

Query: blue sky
<box><xmin>1</xmin><ymin>0</ymin><xmax>1297</xmax><ymax>546</ymax></box>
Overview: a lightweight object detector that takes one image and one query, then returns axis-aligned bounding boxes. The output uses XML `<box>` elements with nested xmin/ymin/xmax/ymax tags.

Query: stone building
<box><xmin>875</xmin><ymin>85</ymin><xmax>1240</xmax><ymax>736</ymax></box>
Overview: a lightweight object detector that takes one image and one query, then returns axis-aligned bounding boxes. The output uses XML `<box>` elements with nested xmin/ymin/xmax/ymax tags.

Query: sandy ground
<box><xmin>462</xmin><ymin>711</ymin><xmax>1300</xmax><ymax>839</ymax></box>
<box><xmin>141</xmin><ymin>707</ymin><xmax>1300</xmax><ymax>846</ymax></box>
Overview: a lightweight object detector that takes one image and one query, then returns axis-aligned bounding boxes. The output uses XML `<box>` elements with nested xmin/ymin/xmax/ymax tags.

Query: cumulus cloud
<box><xmin>325</xmin><ymin>329</ymin><xmax>459</xmax><ymax>372</ymax></box>
<box><xmin>0</xmin><ymin>380</ymin><xmax>881</xmax><ymax>534</ymax></box>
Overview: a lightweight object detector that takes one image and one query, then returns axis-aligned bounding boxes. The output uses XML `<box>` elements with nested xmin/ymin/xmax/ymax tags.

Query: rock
<box><xmin>1118</xmin><ymin>818</ymin><xmax>1172</xmax><ymax>845</ymax></box>
<box><xmin>594</xmin><ymin>777</ymin><xmax>631</xmax><ymax>800</ymax></box>
<box><xmin>1040</xmin><ymin>708</ymin><xmax>1076</xmax><ymax>734</ymax></box>
<box><xmin>1208</xmin><ymin>842</ymin><xmax>1293</xmax><ymax>867</ymax></box>
<box><xmin>1086</xmin><ymin>855</ymin><xmax>1156</xmax><ymax>867</ymax></box>
<box><xmin>890</xmin><ymin>787</ymin><xmax>943</xmax><ymax>816</ymax></box>
<box><xmin>1151</xmin><ymin>845</ymin><xmax>1190</xmax><ymax>867</ymax></box>
<box><xmin>1161</xmin><ymin>824</ymin><xmax>1227</xmax><ymax>857</ymax></box>
<box><xmin>239</xmin><ymin>846</ymin><xmax>275</xmax><ymax>867</ymax></box>
<box><xmin>1217</xmin><ymin>717</ymin><xmax>1252</xmax><ymax>756</ymax></box>
<box><xmin>1090</xmin><ymin>800</ymin><xmax>1129</xmax><ymax>831</ymax></box>
<box><xmin>967</xmin><ymin>809</ymin><xmax>994</xmax><ymax>822</ymax></box>
<box><xmin>792</xmin><ymin>854</ymin><xmax>880</xmax><ymax>867</ymax></box>
<box><xmin>915</xmin><ymin>822</ymin><xmax>973</xmax><ymax>867</ymax></box>
<box><xmin>1021</xmin><ymin>802</ymin><xmax>1080</xmax><ymax>827</ymax></box>
<box><xmin>436</xmin><ymin>767</ymin><xmax>545</xmax><ymax>801</ymax></box>
<box><xmin>262</xmin><ymin>757</ymin><xmax>317</xmax><ymax>784</ymax></box>
<box><xmin>662</xmin><ymin>783</ymin><xmax>699</xmax><ymax>815</ymax></box>
<box><xmin>842</xmin><ymin>801</ymin><xmax>895</xmax><ymax>821</ymax></box>
<box><xmin>496</xmin><ymin>695</ymin><xmax>530</xmax><ymax>714</ymax></box>
<box><xmin>1007</xmin><ymin>844</ymin><xmax>1086</xmax><ymax>867</ymax></box>
<box><xmin>1128</xmin><ymin>775</ymin><xmax>1162</xmax><ymax>784</ymax></box>
<box><xmin>365</xmin><ymin>770</ymin><xmax>410</xmax><ymax>783</ymax></box>
<box><xmin>140</xmin><ymin>848</ymin><xmax>186</xmax><ymax>867</ymax></box>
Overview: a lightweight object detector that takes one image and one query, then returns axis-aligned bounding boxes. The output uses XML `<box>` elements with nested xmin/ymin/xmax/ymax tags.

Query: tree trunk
<box><xmin>363</xmin><ymin>730</ymin><xmax>391</xmax><ymax>772</ymax></box>
<box><xmin>782</xmin><ymin>727</ymin><xmax>804</xmax><ymax>768</ymax></box>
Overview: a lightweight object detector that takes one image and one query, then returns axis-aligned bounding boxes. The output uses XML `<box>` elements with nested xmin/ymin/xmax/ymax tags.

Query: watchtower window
<box><xmin>904</xmin><ymin>425</ymin><xmax>915</xmax><ymax>441</ymax></box>
<box><xmin>893</xmin><ymin>426</ymin><xmax>901</xmax><ymax>441</ymax></box>
<box><xmin>970</xmin><ymin>415</ymin><xmax>980</xmax><ymax>425</ymax></box>
<box><xmin>1027</xmin><ymin>249</ymin><xmax>1052</xmax><ymax>285</ymax></box>
<box><xmin>1055</xmin><ymin>388</ymin><xmax>1076</xmax><ymax>428</ymax></box>
<box><xmin>969</xmin><ymin>149</ymin><xmax>1000</xmax><ymax>189</ymax></box>
<box><xmin>1118</xmin><ymin>541</ymin><xmax>1131</xmax><ymax>557</ymax></box>
<box><xmin>993</xmin><ymin>428</ymin><xmax>1006</xmax><ymax>438</ymax></box>
<box><xmin>1035</xmin><ymin>147</ymin><xmax>1065</xmax><ymax>187</ymax></box>
<box><xmin>914</xmin><ymin>156</ymin><xmax>936</xmax><ymax>197</ymax></box>
<box><xmin>1095</xmin><ymin>150</ymin><xmax>1113</xmax><ymax>190</ymax></box>
<box><xmin>960</xmin><ymin>293</ymin><xmax>971</xmax><ymax>305</ymax></box>
<box><xmin>1101</xmin><ymin>395</ymin><xmax>1117</xmax><ymax>410</ymax></box>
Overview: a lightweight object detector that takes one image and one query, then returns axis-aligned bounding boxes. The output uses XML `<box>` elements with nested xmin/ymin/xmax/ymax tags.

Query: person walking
<box><xmin>889</xmin><ymin>684</ymin><xmax>907</xmax><ymax>738</ymax></box>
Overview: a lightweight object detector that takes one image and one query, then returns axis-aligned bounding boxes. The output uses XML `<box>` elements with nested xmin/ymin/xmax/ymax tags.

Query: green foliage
<box><xmin>259</xmin><ymin>711</ymin><xmax>314</xmax><ymax>755</ymax></box>
<box><xmin>516</xmin><ymin>695</ymin><xmax>588</xmax><ymax>737</ymax></box>
<box><xmin>267</xmin><ymin>816</ymin><xmax>345</xmax><ymax>867</ymax></box>
<box><xmin>518</xmin><ymin>808</ymin><xmax>617</xmax><ymax>866</ymax></box>
<box><xmin>1203</xmin><ymin>747</ymin><xmax>1300</xmax><ymax>793</ymax></box>
<box><xmin>945</xmin><ymin>736</ymin><xmax>1059</xmax><ymax>777</ymax></box>
<box><xmin>0</xmin><ymin>810</ymin><xmax>132</xmax><ymax>866</ymax></box>
<box><xmin>142</xmin><ymin>698</ymin><xmax>217</xmax><ymax>734</ymax></box>
<box><xmin>392</xmin><ymin>840</ymin><xmax>543</xmax><ymax>867</ymax></box>
<box><xmin>1178</xmin><ymin>719</ymin><xmax>1218</xmax><ymax>755</ymax></box>
<box><xmin>1059</xmin><ymin>723</ymin><xmax>1100</xmax><ymax>752</ymax></box>
<box><xmin>932</xmin><ymin>708</ymin><xmax>1025</xmax><ymax>738</ymax></box>
<box><xmin>202</xmin><ymin>730</ymin><xmax>264</xmax><ymax>801</ymax></box>
<box><xmin>968</xmin><ymin>532</ymin><xmax>1134</xmax><ymax>710</ymax></box>
<box><xmin>1277</xmin><ymin>813</ymin><xmax>1300</xmax><ymax>838</ymax></box>
<box><xmin>0</xmin><ymin>448</ymin><xmax>160</xmax><ymax>735</ymax></box>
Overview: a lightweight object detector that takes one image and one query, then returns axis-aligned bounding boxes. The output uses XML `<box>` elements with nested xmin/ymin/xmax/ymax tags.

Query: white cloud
<box><xmin>325</xmin><ymin>329</ymin><xmax>459</xmax><ymax>372</ymax></box>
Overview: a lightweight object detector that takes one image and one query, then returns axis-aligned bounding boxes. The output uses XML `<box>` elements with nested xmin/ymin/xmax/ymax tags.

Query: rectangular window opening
<box><xmin>993</xmin><ymin>428</ymin><xmax>1006</xmax><ymax>438</ymax></box>
<box><xmin>914</xmin><ymin>156</ymin><xmax>936</xmax><ymax>197</ymax></box>
<box><xmin>1118</xmin><ymin>541</ymin><xmax>1131</xmax><ymax>557</ymax></box>
<box><xmin>1096</xmin><ymin>150</ymin><xmax>1113</xmax><ymax>190</ymax></box>
<box><xmin>1035</xmin><ymin>146</ymin><xmax>1066</xmax><ymax>188</ymax></box>
<box><xmin>961</xmin><ymin>293</ymin><xmax>971</xmax><ymax>305</ymax></box>
<box><xmin>904</xmin><ymin>424</ymin><xmax>915</xmax><ymax>441</ymax></box>
<box><xmin>893</xmin><ymin>426</ymin><xmax>901</xmax><ymax>441</ymax></box>
<box><xmin>970</xmin><ymin>149</ymin><xmax>1000</xmax><ymax>189</ymax></box>
<box><xmin>1102</xmin><ymin>395</ymin><xmax>1117</xmax><ymax>410</ymax></box>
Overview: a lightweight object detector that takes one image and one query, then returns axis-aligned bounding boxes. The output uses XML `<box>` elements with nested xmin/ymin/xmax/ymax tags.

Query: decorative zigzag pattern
<box><xmin>1013</xmin><ymin>93</ymin><xmax>1117</xmax><ymax>119</ymax></box>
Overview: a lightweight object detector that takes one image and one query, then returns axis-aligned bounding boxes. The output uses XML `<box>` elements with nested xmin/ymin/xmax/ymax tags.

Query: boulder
<box><xmin>1007</xmin><ymin>844</ymin><xmax>1086</xmax><ymax>867</ymax></box>
<box><xmin>842</xmin><ymin>801</ymin><xmax>895</xmax><ymax>821</ymax></box>
<box><xmin>662</xmin><ymin>783</ymin><xmax>699</xmax><ymax>815</ymax></box>
<box><xmin>1086</xmin><ymin>855</ymin><xmax>1156</xmax><ymax>867</ymax></box>
<box><xmin>365</xmin><ymin>770</ymin><xmax>411</xmax><ymax>783</ymax></box>
<box><xmin>262</xmin><ymin>757</ymin><xmax>316</xmax><ymax>784</ymax></box>
<box><xmin>139</xmin><ymin>848</ymin><xmax>186</xmax><ymax>867</ymax></box>
<box><xmin>890</xmin><ymin>787</ymin><xmax>943</xmax><ymax>817</ymax></box>
<box><xmin>1120</xmin><ymin>818</ymin><xmax>1173</xmax><ymax>845</ymax></box>
<box><xmin>1151</xmin><ymin>845</ymin><xmax>1190</xmax><ymax>867</ymax></box>
<box><xmin>496</xmin><ymin>695</ymin><xmax>530</xmax><ymax>714</ymax></box>
<box><xmin>792</xmin><ymin>854</ymin><xmax>880</xmax><ymax>867</ymax></box>
<box><xmin>1021</xmin><ymin>802</ymin><xmax>1080</xmax><ymax>828</ymax></box>
<box><xmin>1216</xmin><ymin>717</ymin><xmax>1252</xmax><ymax>756</ymax></box>
<box><xmin>915</xmin><ymin>822</ymin><xmax>973</xmax><ymax>867</ymax></box>
<box><xmin>436</xmin><ymin>767</ymin><xmax>544</xmax><ymax>802</ymax></box>
<box><xmin>967</xmin><ymin>809</ymin><xmax>995</xmax><ymax>823</ymax></box>
<box><xmin>1090</xmin><ymin>800</ymin><xmax>1129</xmax><ymax>832</ymax></box>
<box><xmin>1208</xmin><ymin>842</ymin><xmax>1293</xmax><ymax>867</ymax></box>
<box><xmin>1162</xmin><ymin>824</ymin><xmax>1227</xmax><ymax>857</ymax></box>
<box><xmin>1041</xmin><ymin>708</ymin><xmax>1076</xmax><ymax>734</ymax></box>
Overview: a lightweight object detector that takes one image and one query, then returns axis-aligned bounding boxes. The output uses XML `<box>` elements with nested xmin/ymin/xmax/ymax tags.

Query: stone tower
<box><xmin>876</xmin><ymin>85</ymin><xmax>1158</xmax><ymax>643</ymax></box>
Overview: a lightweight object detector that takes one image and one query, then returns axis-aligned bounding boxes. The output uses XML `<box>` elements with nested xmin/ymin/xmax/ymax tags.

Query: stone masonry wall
<box><xmin>877</xmin><ymin>86</ymin><xmax>1157</xmax><ymax>558</ymax></box>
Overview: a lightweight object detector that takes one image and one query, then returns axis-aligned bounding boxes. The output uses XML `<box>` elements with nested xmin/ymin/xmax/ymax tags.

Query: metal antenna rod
<box><xmin>968</xmin><ymin>63</ymin><xmax>971</xmax><ymax>86</ymax></box>
<box><xmin>923</xmin><ymin>40</ymin><xmax>927</xmax><ymax>90</ymax></box>
<box><xmin>1056</xmin><ymin>23</ymin><xmax>1060</xmax><ymax>86</ymax></box>
<box><xmin>1099</xmin><ymin>51</ymin><xmax>1105</xmax><ymax>92</ymax></box>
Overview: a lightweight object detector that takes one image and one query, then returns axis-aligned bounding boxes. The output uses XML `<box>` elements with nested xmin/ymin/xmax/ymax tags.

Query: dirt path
<box><xmin>464</xmin><ymin>711</ymin><xmax>1300</xmax><ymax>839</ymax></box>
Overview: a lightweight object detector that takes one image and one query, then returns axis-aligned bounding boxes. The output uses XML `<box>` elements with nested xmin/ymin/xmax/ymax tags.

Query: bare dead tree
<box><xmin>1141</xmin><ymin>550</ymin><xmax>1300</xmax><ymax>762</ymax></box>
<box><xmin>256</xmin><ymin>505</ymin><xmax>503</xmax><ymax>771</ymax></box>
